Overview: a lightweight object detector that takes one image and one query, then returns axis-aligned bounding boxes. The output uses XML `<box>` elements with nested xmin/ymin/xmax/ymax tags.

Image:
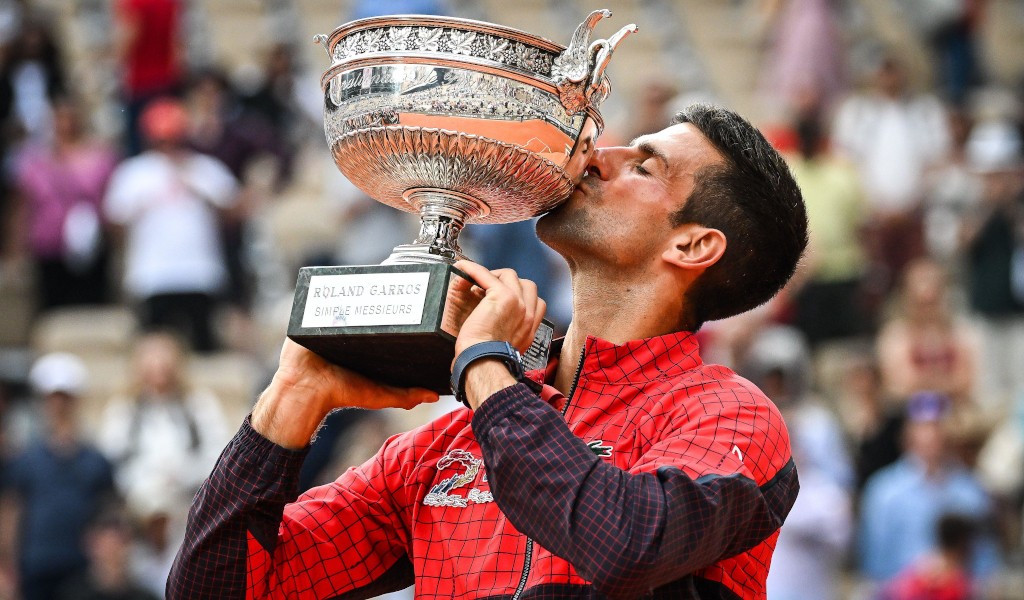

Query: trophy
<box><xmin>288</xmin><ymin>10</ymin><xmax>636</xmax><ymax>393</ymax></box>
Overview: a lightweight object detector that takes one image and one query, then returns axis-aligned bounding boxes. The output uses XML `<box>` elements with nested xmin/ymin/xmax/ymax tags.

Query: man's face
<box><xmin>537</xmin><ymin>123</ymin><xmax>722</xmax><ymax>268</ymax></box>
<box><xmin>905</xmin><ymin>419</ymin><xmax>947</xmax><ymax>467</ymax></box>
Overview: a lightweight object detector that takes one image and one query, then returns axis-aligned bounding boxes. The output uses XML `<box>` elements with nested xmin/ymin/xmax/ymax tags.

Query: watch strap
<box><xmin>450</xmin><ymin>341</ymin><xmax>524</xmax><ymax>409</ymax></box>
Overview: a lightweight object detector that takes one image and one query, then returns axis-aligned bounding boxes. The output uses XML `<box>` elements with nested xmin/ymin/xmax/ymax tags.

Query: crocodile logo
<box><xmin>587</xmin><ymin>440</ymin><xmax>613</xmax><ymax>458</ymax></box>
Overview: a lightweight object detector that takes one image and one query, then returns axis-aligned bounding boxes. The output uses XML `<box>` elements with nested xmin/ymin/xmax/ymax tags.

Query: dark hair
<box><xmin>671</xmin><ymin>104</ymin><xmax>807</xmax><ymax>329</ymax></box>
<box><xmin>936</xmin><ymin>513</ymin><xmax>976</xmax><ymax>557</ymax></box>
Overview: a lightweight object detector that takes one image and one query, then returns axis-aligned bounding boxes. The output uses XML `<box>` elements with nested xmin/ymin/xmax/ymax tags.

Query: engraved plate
<box><xmin>523</xmin><ymin>320</ymin><xmax>554</xmax><ymax>372</ymax></box>
<box><xmin>301</xmin><ymin>272</ymin><xmax>431</xmax><ymax>328</ymax></box>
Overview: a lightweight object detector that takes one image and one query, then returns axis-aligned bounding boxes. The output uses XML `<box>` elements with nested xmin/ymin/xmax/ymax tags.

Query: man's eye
<box><xmin>634</xmin><ymin>162</ymin><xmax>650</xmax><ymax>175</ymax></box>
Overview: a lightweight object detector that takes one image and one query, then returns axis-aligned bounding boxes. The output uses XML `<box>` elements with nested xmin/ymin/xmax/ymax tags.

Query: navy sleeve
<box><xmin>166</xmin><ymin>416</ymin><xmax>308</xmax><ymax>600</ymax></box>
<box><xmin>472</xmin><ymin>384</ymin><xmax>799</xmax><ymax>599</ymax></box>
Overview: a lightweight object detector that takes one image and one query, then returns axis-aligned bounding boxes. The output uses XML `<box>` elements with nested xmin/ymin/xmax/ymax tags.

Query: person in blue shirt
<box><xmin>858</xmin><ymin>391</ymin><xmax>1001</xmax><ymax>586</ymax></box>
<box><xmin>0</xmin><ymin>353</ymin><xmax>117</xmax><ymax>600</ymax></box>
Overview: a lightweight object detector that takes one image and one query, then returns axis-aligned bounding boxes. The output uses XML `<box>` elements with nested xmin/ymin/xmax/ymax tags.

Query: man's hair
<box><xmin>671</xmin><ymin>104</ymin><xmax>807</xmax><ymax>329</ymax></box>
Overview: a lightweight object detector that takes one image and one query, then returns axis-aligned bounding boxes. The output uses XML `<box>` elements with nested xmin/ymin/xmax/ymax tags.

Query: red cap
<box><xmin>140</xmin><ymin>97</ymin><xmax>189</xmax><ymax>144</ymax></box>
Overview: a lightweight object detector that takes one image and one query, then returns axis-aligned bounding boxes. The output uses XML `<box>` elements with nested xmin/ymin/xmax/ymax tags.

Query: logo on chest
<box><xmin>587</xmin><ymin>439</ymin><xmax>613</xmax><ymax>458</ymax></box>
<box><xmin>423</xmin><ymin>449</ymin><xmax>494</xmax><ymax>507</ymax></box>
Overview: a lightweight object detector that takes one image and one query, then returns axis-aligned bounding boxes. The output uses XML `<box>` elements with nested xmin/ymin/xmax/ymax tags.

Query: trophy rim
<box><xmin>318</xmin><ymin>57</ymin><xmax>604</xmax><ymax>131</ymax></box>
<box><xmin>321</xmin><ymin>13</ymin><xmax>567</xmax><ymax>57</ymax></box>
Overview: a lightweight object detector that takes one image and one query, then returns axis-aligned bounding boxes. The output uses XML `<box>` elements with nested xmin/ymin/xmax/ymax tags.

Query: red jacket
<box><xmin>169</xmin><ymin>331</ymin><xmax>798</xmax><ymax>599</ymax></box>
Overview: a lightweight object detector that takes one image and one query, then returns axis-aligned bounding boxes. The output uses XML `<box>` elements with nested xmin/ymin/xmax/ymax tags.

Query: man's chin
<box><xmin>535</xmin><ymin>208</ymin><xmax>562</xmax><ymax>248</ymax></box>
<box><xmin>537</xmin><ymin>204</ymin><xmax>585</xmax><ymax>252</ymax></box>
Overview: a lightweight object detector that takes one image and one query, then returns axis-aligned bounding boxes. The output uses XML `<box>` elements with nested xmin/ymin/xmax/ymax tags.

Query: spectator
<box><xmin>0</xmin><ymin>16</ymin><xmax>65</xmax><ymax>144</ymax></box>
<box><xmin>471</xmin><ymin>220</ymin><xmax>572</xmax><ymax>331</ymax></box>
<box><xmin>0</xmin><ymin>353</ymin><xmax>117</xmax><ymax>600</ymax></box>
<box><xmin>104</xmin><ymin>98</ymin><xmax>239</xmax><ymax>352</ymax></box>
<box><xmin>876</xmin><ymin>258</ymin><xmax>980</xmax><ymax>406</ymax></box>
<box><xmin>97</xmin><ymin>331</ymin><xmax>230</xmax><ymax>516</ymax></box>
<box><xmin>880</xmin><ymin>513</ymin><xmax>977</xmax><ymax>600</ymax></box>
<box><xmin>833</xmin><ymin>53</ymin><xmax>950</xmax><ymax>290</ymax></box>
<box><xmin>240</xmin><ymin>43</ymin><xmax>320</xmax><ymax>153</ymax></box>
<box><xmin>114</xmin><ymin>0</ymin><xmax>184</xmax><ymax>156</ymax></box>
<box><xmin>125</xmin><ymin>479</ymin><xmax>179</xmax><ymax>600</ymax></box>
<box><xmin>324</xmin><ymin>163</ymin><xmax>418</xmax><ymax>268</ymax></box>
<box><xmin>9</xmin><ymin>96</ymin><xmax>119</xmax><ymax>311</ymax></box>
<box><xmin>56</xmin><ymin>509</ymin><xmax>159</xmax><ymax>600</ymax></box>
<box><xmin>186</xmin><ymin>68</ymin><xmax>294</xmax><ymax>189</ymax></box>
<box><xmin>757</xmin><ymin>0</ymin><xmax>848</xmax><ymax>118</ymax></box>
<box><xmin>960</xmin><ymin>117</ymin><xmax>1024</xmax><ymax>409</ymax></box>
<box><xmin>0</xmin><ymin>14</ymin><xmax>64</xmax><ymax>230</ymax></box>
<box><xmin>921</xmin><ymin>108</ymin><xmax>984</xmax><ymax>265</ymax></box>
<box><xmin>837</xmin><ymin>355</ymin><xmax>906</xmax><ymax>491</ymax></box>
<box><xmin>185</xmin><ymin>67</ymin><xmax>294</xmax><ymax>311</ymax></box>
<box><xmin>785</xmin><ymin>101</ymin><xmax>873</xmax><ymax>344</ymax></box>
<box><xmin>621</xmin><ymin>80</ymin><xmax>679</xmax><ymax>141</ymax></box>
<box><xmin>974</xmin><ymin>393</ymin><xmax>1024</xmax><ymax>560</ymax></box>
<box><xmin>898</xmin><ymin>0</ymin><xmax>984</xmax><ymax>107</ymax></box>
<box><xmin>858</xmin><ymin>391</ymin><xmax>1001</xmax><ymax>585</ymax></box>
<box><xmin>742</xmin><ymin>327</ymin><xmax>853</xmax><ymax>600</ymax></box>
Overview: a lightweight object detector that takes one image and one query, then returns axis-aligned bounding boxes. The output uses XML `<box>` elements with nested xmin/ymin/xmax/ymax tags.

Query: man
<box><xmin>859</xmin><ymin>391</ymin><xmax>1001</xmax><ymax>586</ymax></box>
<box><xmin>0</xmin><ymin>353</ymin><xmax>117</xmax><ymax>600</ymax></box>
<box><xmin>104</xmin><ymin>97</ymin><xmax>239</xmax><ymax>352</ymax></box>
<box><xmin>168</xmin><ymin>104</ymin><xmax>806</xmax><ymax>599</ymax></box>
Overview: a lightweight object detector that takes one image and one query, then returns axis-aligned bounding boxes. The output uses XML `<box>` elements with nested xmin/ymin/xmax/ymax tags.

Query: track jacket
<box><xmin>167</xmin><ymin>331</ymin><xmax>799</xmax><ymax>599</ymax></box>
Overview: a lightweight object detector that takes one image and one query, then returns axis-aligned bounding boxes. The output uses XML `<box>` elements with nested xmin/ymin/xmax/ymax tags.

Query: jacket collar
<box><xmin>527</xmin><ymin>330</ymin><xmax>704</xmax><ymax>388</ymax></box>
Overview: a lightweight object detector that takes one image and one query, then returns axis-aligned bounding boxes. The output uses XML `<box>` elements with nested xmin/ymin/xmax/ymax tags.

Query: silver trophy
<box><xmin>288</xmin><ymin>10</ymin><xmax>636</xmax><ymax>392</ymax></box>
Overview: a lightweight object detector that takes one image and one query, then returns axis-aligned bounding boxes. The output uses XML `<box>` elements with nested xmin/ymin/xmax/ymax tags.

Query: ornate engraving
<box><xmin>325</xmin><ymin>65</ymin><xmax>582</xmax><ymax>139</ymax></box>
<box><xmin>329</xmin><ymin>25</ymin><xmax>557</xmax><ymax>77</ymax></box>
<box><xmin>388</xmin><ymin>26</ymin><xmax>413</xmax><ymax>51</ymax></box>
<box><xmin>331</xmin><ymin>126</ymin><xmax>575</xmax><ymax>226</ymax></box>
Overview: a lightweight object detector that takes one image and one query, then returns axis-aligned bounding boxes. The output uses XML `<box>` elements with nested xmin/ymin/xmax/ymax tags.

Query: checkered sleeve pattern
<box><xmin>473</xmin><ymin>382</ymin><xmax>798</xmax><ymax>600</ymax></box>
<box><xmin>167</xmin><ymin>416</ymin><xmax>309</xmax><ymax>599</ymax></box>
<box><xmin>167</xmin><ymin>416</ymin><xmax>415</xmax><ymax>600</ymax></box>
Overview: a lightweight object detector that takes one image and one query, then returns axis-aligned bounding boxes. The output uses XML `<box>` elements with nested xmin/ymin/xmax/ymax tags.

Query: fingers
<box><xmin>454</xmin><ymin>260</ymin><xmax>499</xmax><ymax>289</ymax></box>
<box><xmin>454</xmin><ymin>260</ymin><xmax>547</xmax><ymax>354</ymax></box>
<box><xmin>340</xmin><ymin>366</ymin><xmax>439</xmax><ymax>409</ymax></box>
<box><xmin>455</xmin><ymin>261</ymin><xmax>524</xmax><ymax>300</ymax></box>
<box><xmin>516</xmin><ymin>278</ymin><xmax>540</xmax><ymax>351</ymax></box>
<box><xmin>376</xmin><ymin>385</ymin><xmax>440</xmax><ymax>410</ymax></box>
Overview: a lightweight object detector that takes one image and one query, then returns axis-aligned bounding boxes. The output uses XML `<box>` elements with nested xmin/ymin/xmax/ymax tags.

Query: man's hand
<box><xmin>452</xmin><ymin>261</ymin><xmax>547</xmax><ymax>410</ymax></box>
<box><xmin>252</xmin><ymin>340</ymin><xmax>439</xmax><ymax>449</ymax></box>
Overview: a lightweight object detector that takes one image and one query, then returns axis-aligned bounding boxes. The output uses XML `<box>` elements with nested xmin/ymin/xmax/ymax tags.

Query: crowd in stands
<box><xmin>0</xmin><ymin>1</ymin><xmax>1022</xmax><ymax>599</ymax></box>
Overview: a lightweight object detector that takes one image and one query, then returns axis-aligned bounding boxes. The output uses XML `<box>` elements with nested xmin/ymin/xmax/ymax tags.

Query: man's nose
<box><xmin>585</xmin><ymin>146</ymin><xmax>621</xmax><ymax>180</ymax></box>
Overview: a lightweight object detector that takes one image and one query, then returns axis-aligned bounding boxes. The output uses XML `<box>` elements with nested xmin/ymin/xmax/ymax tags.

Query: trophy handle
<box><xmin>589</xmin><ymin>24</ymin><xmax>639</xmax><ymax>94</ymax></box>
<box><xmin>552</xmin><ymin>10</ymin><xmax>637</xmax><ymax>115</ymax></box>
<box><xmin>313</xmin><ymin>33</ymin><xmax>331</xmax><ymax>58</ymax></box>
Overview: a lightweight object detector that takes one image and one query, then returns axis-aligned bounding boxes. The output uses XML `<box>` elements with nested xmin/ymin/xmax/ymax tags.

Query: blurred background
<box><xmin>0</xmin><ymin>0</ymin><xmax>1022</xmax><ymax>599</ymax></box>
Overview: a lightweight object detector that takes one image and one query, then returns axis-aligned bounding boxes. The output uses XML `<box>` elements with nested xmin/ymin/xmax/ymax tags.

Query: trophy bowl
<box><xmin>288</xmin><ymin>10</ymin><xmax>636</xmax><ymax>392</ymax></box>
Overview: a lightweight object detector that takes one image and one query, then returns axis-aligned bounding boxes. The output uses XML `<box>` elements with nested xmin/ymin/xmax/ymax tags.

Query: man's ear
<box><xmin>662</xmin><ymin>225</ymin><xmax>726</xmax><ymax>272</ymax></box>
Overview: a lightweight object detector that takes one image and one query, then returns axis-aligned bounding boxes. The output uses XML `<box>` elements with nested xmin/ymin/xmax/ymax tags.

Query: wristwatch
<box><xmin>450</xmin><ymin>341</ymin><xmax>530</xmax><ymax>408</ymax></box>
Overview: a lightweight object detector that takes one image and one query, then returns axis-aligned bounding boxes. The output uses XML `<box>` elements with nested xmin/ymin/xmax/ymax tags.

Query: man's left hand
<box><xmin>452</xmin><ymin>260</ymin><xmax>546</xmax><ymax>409</ymax></box>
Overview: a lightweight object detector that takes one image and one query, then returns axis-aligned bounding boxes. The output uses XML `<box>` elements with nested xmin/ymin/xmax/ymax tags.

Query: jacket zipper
<box><xmin>511</xmin><ymin>345</ymin><xmax>586</xmax><ymax>600</ymax></box>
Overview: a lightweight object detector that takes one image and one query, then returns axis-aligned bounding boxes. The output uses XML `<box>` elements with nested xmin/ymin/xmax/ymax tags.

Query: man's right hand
<box><xmin>252</xmin><ymin>339</ymin><xmax>439</xmax><ymax>449</ymax></box>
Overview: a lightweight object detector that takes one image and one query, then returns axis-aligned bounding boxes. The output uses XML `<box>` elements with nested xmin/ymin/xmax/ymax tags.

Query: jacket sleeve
<box><xmin>167</xmin><ymin>416</ymin><xmax>414</xmax><ymax>600</ymax></box>
<box><xmin>472</xmin><ymin>384</ymin><xmax>799</xmax><ymax>600</ymax></box>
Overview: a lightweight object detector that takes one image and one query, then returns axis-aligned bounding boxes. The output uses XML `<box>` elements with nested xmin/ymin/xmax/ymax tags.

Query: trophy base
<box><xmin>287</xmin><ymin>263</ymin><xmax>464</xmax><ymax>394</ymax></box>
<box><xmin>287</xmin><ymin>262</ymin><xmax>554</xmax><ymax>395</ymax></box>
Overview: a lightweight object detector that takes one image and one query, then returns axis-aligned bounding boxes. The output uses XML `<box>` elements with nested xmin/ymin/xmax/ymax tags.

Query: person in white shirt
<box><xmin>832</xmin><ymin>54</ymin><xmax>950</xmax><ymax>290</ymax></box>
<box><xmin>104</xmin><ymin>97</ymin><xmax>238</xmax><ymax>351</ymax></box>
